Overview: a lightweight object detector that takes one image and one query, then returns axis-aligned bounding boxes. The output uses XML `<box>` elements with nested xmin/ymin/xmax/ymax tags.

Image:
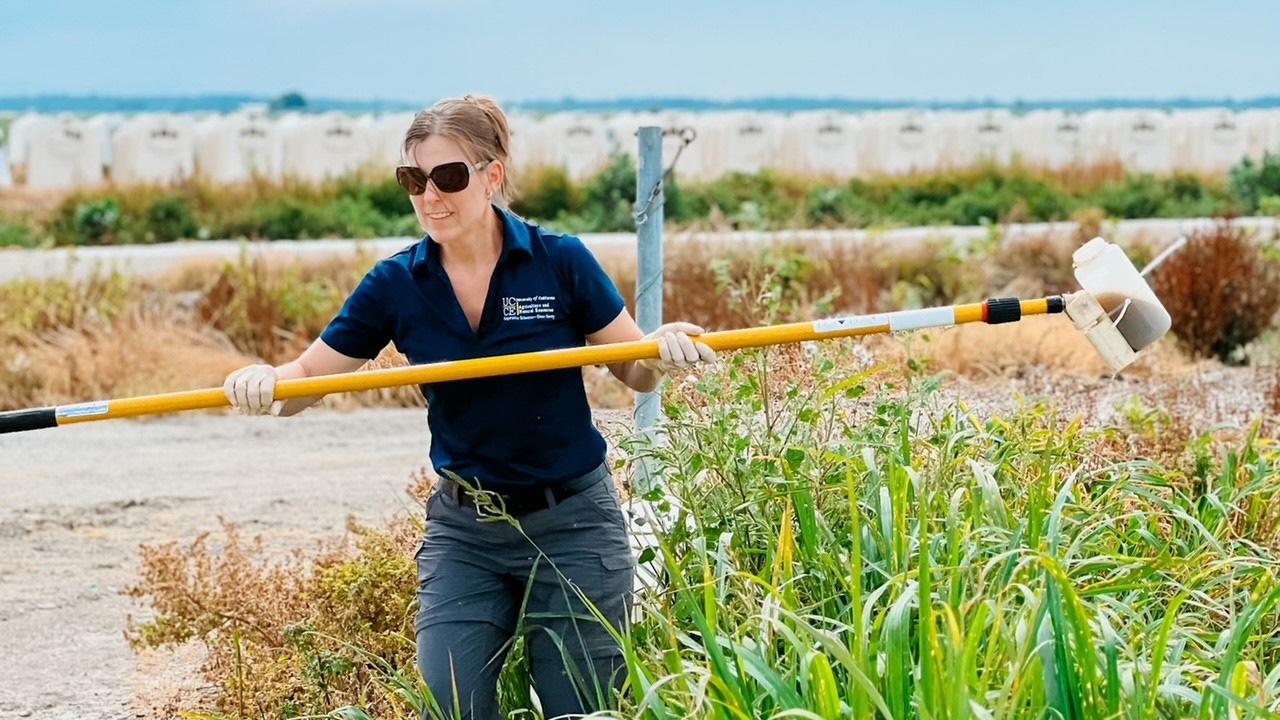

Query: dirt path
<box><xmin>0</xmin><ymin>407</ymin><xmax>434</xmax><ymax>719</ymax></box>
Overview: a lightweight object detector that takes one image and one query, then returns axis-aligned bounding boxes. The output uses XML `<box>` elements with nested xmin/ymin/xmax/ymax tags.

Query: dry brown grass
<box><xmin>601</xmin><ymin>237</ymin><xmax>889</xmax><ymax>332</ymax></box>
<box><xmin>321</xmin><ymin>346</ymin><xmax>427</xmax><ymax>411</ymax></box>
<box><xmin>1045</xmin><ymin>160</ymin><xmax>1129</xmax><ymax>194</ymax></box>
<box><xmin>0</xmin><ymin>185</ymin><xmax>70</xmax><ymax>216</ymax></box>
<box><xmin>990</xmin><ymin>233</ymin><xmax>1082</xmax><ymax>298</ymax></box>
<box><xmin>906</xmin><ymin>315</ymin><xmax>1201</xmax><ymax>380</ymax></box>
<box><xmin>0</xmin><ymin>310</ymin><xmax>252</xmax><ymax>409</ymax></box>
<box><xmin>914</xmin><ymin>316</ymin><xmax>1108</xmax><ymax>378</ymax></box>
<box><xmin>858</xmin><ymin>160</ymin><xmax>1131</xmax><ymax>194</ymax></box>
<box><xmin>192</xmin><ymin>254</ymin><xmax>365</xmax><ymax>365</ymax></box>
<box><xmin>3</xmin><ymin>225</ymin><xmax>1234</xmax><ymax>414</ymax></box>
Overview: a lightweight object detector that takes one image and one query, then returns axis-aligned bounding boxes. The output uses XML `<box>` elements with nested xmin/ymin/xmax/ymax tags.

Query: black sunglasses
<box><xmin>395</xmin><ymin>160</ymin><xmax>489</xmax><ymax>195</ymax></box>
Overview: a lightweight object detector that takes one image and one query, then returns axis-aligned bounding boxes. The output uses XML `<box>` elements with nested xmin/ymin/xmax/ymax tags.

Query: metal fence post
<box><xmin>634</xmin><ymin>126</ymin><xmax>663</xmax><ymax>495</ymax></box>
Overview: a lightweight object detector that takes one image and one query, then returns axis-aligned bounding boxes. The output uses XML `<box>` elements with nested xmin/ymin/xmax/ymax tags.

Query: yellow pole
<box><xmin>0</xmin><ymin>297</ymin><xmax>1063</xmax><ymax>433</ymax></box>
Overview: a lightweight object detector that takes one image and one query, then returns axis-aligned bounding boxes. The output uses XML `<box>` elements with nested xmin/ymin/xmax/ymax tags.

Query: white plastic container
<box><xmin>21</xmin><ymin>114</ymin><xmax>106</xmax><ymax>188</ymax></box>
<box><xmin>111</xmin><ymin>113</ymin><xmax>195</xmax><ymax>185</ymax></box>
<box><xmin>1012</xmin><ymin>110</ymin><xmax>1089</xmax><ymax>169</ymax></box>
<box><xmin>1072</xmin><ymin>237</ymin><xmax>1171</xmax><ymax>352</ymax></box>
<box><xmin>700</xmin><ymin>111</ymin><xmax>783</xmax><ymax>177</ymax></box>
<box><xmin>938</xmin><ymin>109</ymin><xmax>1015</xmax><ymax>168</ymax></box>
<box><xmin>539</xmin><ymin>113</ymin><xmax>613</xmax><ymax>180</ymax></box>
<box><xmin>194</xmin><ymin>110</ymin><xmax>283</xmax><ymax>183</ymax></box>
<box><xmin>777</xmin><ymin>110</ymin><xmax>861</xmax><ymax>178</ymax></box>
<box><xmin>605</xmin><ymin>111</ymin><xmax>704</xmax><ymax>180</ymax></box>
<box><xmin>372</xmin><ymin>112</ymin><xmax>416</xmax><ymax>168</ymax></box>
<box><xmin>857</xmin><ymin>109</ymin><xmax>940</xmax><ymax>176</ymax></box>
<box><xmin>280</xmin><ymin>112</ymin><xmax>376</xmax><ymax>183</ymax></box>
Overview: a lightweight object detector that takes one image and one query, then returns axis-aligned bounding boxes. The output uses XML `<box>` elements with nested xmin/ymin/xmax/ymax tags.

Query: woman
<box><xmin>223</xmin><ymin>95</ymin><xmax>715</xmax><ymax>719</ymax></box>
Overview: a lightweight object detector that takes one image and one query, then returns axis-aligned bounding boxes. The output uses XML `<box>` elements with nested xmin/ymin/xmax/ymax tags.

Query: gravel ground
<box><xmin>0</xmin><ymin>407</ymin><xmax>433</xmax><ymax>719</ymax></box>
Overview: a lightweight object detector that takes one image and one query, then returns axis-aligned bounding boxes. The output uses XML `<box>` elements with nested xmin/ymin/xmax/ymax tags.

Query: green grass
<box><xmin>113</xmin><ymin>263</ymin><xmax>1279</xmax><ymax>718</ymax></box>
<box><xmin>276</xmin><ymin>343</ymin><xmax>1280</xmax><ymax>720</ymax></box>
<box><xmin>117</xmin><ymin>337</ymin><xmax>1280</xmax><ymax>719</ymax></box>
<box><xmin>626</xmin><ymin>349</ymin><xmax>1278</xmax><ymax>719</ymax></box>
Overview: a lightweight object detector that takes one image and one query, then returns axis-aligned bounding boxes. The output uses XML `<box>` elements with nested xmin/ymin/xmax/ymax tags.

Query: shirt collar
<box><xmin>411</xmin><ymin>205</ymin><xmax>532</xmax><ymax>277</ymax></box>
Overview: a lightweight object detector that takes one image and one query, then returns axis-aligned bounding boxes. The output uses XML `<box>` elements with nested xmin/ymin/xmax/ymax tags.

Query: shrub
<box><xmin>929</xmin><ymin>171</ymin><xmax>1074</xmax><ymax>226</ymax></box>
<box><xmin>1091</xmin><ymin>174</ymin><xmax>1166</xmax><ymax>219</ymax></box>
<box><xmin>2</xmin><ymin>160</ymin><xmax>1268</xmax><ymax>243</ymax></box>
<box><xmin>246</xmin><ymin>198</ymin><xmax>335</xmax><ymax>240</ymax></box>
<box><xmin>1260</xmin><ymin>195</ymin><xmax>1280</xmax><ymax>217</ymax></box>
<box><xmin>680</xmin><ymin>170</ymin><xmax>807</xmax><ymax>230</ymax></box>
<box><xmin>1149</xmin><ymin>221</ymin><xmax>1280</xmax><ymax>362</ymax></box>
<box><xmin>0</xmin><ymin>218</ymin><xmax>36</xmax><ymax>247</ymax></box>
<box><xmin>339</xmin><ymin>175</ymin><xmax>413</xmax><ymax>220</ymax></box>
<box><xmin>145</xmin><ymin>195</ymin><xmax>200</xmax><ymax>243</ymax></box>
<box><xmin>510</xmin><ymin>165</ymin><xmax>583</xmax><ymax>222</ymax></box>
<box><xmin>73</xmin><ymin>198</ymin><xmax>123</xmax><ymax>245</ymax></box>
<box><xmin>580</xmin><ymin>152</ymin><xmax>638</xmax><ymax>232</ymax></box>
<box><xmin>1228</xmin><ymin>152</ymin><xmax>1280</xmax><ymax>213</ymax></box>
<box><xmin>804</xmin><ymin>185</ymin><xmax>879</xmax><ymax>227</ymax></box>
<box><xmin>660</xmin><ymin>174</ymin><xmax>698</xmax><ymax>224</ymax></box>
<box><xmin>384</xmin><ymin>213</ymin><xmax>424</xmax><ymax>237</ymax></box>
<box><xmin>322</xmin><ymin>197</ymin><xmax>390</xmax><ymax>239</ymax></box>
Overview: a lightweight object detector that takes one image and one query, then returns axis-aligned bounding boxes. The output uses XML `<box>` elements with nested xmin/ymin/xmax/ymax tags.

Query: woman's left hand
<box><xmin>640</xmin><ymin>322</ymin><xmax>717</xmax><ymax>375</ymax></box>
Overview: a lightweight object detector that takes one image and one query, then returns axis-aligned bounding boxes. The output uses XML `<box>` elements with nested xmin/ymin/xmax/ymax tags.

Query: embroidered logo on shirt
<box><xmin>502</xmin><ymin>295</ymin><xmax>557</xmax><ymax>321</ymax></box>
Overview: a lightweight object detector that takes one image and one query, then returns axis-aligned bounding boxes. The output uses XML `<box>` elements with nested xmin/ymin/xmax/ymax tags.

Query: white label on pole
<box><xmin>813</xmin><ymin>314</ymin><xmax>890</xmax><ymax>334</ymax></box>
<box><xmin>56</xmin><ymin>401</ymin><xmax>110</xmax><ymax>419</ymax></box>
<box><xmin>887</xmin><ymin>307</ymin><xmax>956</xmax><ymax>332</ymax></box>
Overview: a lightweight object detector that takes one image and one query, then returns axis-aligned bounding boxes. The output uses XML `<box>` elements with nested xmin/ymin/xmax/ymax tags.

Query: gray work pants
<box><xmin>415</xmin><ymin>464</ymin><xmax>634</xmax><ymax>719</ymax></box>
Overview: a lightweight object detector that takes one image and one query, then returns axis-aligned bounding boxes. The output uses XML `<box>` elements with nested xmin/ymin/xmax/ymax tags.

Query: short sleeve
<box><xmin>319</xmin><ymin>263</ymin><xmax>393</xmax><ymax>360</ymax></box>
<box><xmin>558</xmin><ymin>236</ymin><xmax>626</xmax><ymax>336</ymax></box>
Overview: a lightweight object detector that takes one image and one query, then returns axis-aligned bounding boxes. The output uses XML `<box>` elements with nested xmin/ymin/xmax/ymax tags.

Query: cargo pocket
<box><xmin>425</xmin><ymin>489</ymin><xmax>445</xmax><ymax>522</ymax></box>
<box><xmin>600</xmin><ymin>549</ymin><xmax>633</xmax><ymax>571</ymax></box>
<box><xmin>581</xmin><ymin>478</ymin><xmax>626</xmax><ymax>527</ymax></box>
<box><xmin>592</xmin><ymin>549</ymin><xmax>635</xmax><ymax>653</ymax></box>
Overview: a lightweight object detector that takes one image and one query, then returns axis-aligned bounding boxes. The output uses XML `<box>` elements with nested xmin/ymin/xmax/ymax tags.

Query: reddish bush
<box><xmin>1150</xmin><ymin>221</ymin><xmax>1280</xmax><ymax>362</ymax></box>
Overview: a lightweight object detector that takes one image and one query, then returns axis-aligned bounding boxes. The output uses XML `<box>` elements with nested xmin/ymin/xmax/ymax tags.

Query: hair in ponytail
<box><xmin>403</xmin><ymin>95</ymin><xmax>516</xmax><ymax>204</ymax></box>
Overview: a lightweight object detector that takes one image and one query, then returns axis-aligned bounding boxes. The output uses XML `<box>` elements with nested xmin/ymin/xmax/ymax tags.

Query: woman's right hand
<box><xmin>223</xmin><ymin>364</ymin><xmax>283</xmax><ymax>415</ymax></box>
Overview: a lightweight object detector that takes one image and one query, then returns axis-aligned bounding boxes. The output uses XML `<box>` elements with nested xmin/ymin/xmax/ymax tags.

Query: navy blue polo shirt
<box><xmin>319</xmin><ymin>206</ymin><xmax>626</xmax><ymax>492</ymax></box>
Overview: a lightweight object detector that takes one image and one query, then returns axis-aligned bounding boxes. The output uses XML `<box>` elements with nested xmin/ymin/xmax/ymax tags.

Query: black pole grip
<box><xmin>0</xmin><ymin>408</ymin><xmax>58</xmax><ymax>434</ymax></box>
<box><xmin>985</xmin><ymin>297</ymin><xmax>1022</xmax><ymax>324</ymax></box>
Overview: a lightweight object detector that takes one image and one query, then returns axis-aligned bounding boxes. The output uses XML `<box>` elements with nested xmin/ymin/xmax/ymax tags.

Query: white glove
<box><xmin>639</xmin><ymin>322</ymin><xmax>717</xmax><ymax>374</ymax></box>
<box><xmin>222</xmin><ymin>364</ymin><xmax>284</xmax><ymax>416</ymax></box>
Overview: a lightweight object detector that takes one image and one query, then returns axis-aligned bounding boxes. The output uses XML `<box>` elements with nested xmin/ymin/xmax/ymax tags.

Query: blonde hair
<box><xmin>403</xmin><ymin>95</ymin><xmax>515</xmax><ymax>204</ymax></box>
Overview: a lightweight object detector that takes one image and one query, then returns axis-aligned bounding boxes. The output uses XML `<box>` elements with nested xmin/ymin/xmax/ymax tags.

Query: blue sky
<box><xmin>1</xmin><ymin>0</ymin><xmax>1276</xmax><ymax>104</ymax></box>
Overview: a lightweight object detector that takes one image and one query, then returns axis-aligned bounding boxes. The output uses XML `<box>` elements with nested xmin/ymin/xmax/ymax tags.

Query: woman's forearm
<box><xmin>271</xmin><ymin>360</ymin><xmax>324</xmax><ymax>417</ymax></box>
<box><xmin>613</xmin><ymin>359</ymin><xmax>661</xmax><ymax>394</ymax></box>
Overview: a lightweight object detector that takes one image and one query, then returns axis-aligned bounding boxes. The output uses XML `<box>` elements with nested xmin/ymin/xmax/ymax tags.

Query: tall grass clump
<box><xmin>598</xmin><ymin>346</ymin><xmax>1280</xmax><ymax>719</ymax></box>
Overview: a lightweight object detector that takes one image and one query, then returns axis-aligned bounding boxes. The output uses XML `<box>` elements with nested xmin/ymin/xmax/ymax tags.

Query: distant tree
<box><xmin>270</xmin><ymin>92</ymin><xmax>307</xmax><ymax>112</ymax></box>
